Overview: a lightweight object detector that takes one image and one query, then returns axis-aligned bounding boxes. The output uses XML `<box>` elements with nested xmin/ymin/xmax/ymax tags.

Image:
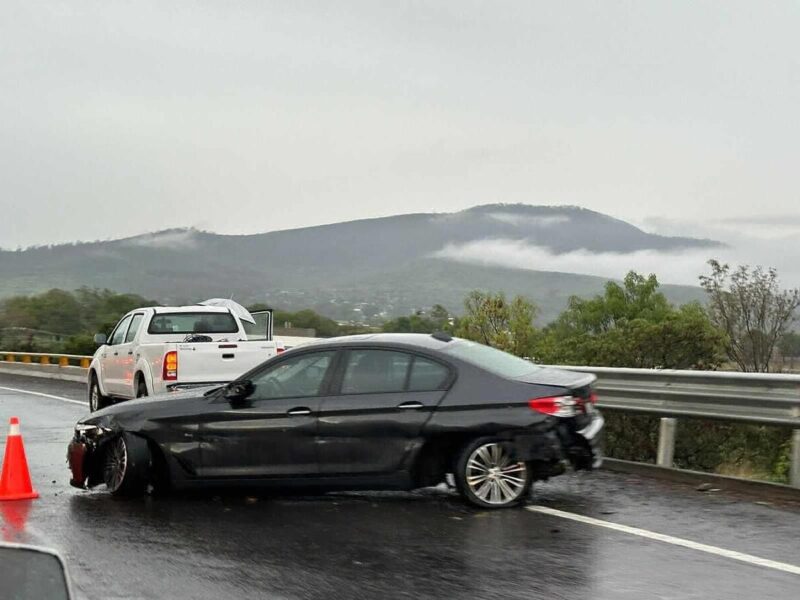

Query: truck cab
<box><xmin>88</xmin><ymin>306</ymin><xmax>281</xmax><ymax>411</ymax></box>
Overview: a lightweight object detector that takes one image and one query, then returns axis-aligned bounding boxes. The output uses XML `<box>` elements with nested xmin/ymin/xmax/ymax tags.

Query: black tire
<box><xmin>136</xmin><ymin>376</ymin><xmax>148</xmax><ymax>398</ymax></box>
<box><xmin>455</xmin><ymin>437</ymin><xmax>532</xmax><ymax>509</ymax></box>
<box><xmin>102</xmin><ymin>432</ymin><xmax>151</xmax><ymax>497</ymax></box>
<box><xmin>89</xmin><ymin>374</ymin><xmax>110</xmax><ymax>412</ymax></box>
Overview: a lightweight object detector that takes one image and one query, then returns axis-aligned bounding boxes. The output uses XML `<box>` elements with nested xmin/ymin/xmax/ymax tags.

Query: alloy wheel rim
<box><xmin>466</xmin><ymin>443</ymin><xmax>527</xmax><ymax>505</ymax></box>
<box><xmin>90</xmin><ymin>384</ymin><xmax>98</xmax><ymax>411</ymax></box>
<box><xmin>103</xmin><ymin>437</ymin><xmax>127</xmax><ymax>491</ymax></box>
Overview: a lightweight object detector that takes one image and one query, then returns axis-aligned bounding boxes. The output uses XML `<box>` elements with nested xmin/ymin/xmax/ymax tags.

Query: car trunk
<box><xmin>514</xmin><ymin>367</ymin><xmax>595</xmax><ymax>391</ymax></box>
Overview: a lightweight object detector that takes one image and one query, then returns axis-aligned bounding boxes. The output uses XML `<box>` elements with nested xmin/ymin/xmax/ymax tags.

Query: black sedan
<box><xmin>68</xmin><ymin>333</ymin><xmax>603</xmax><ymax>508</ymax></box>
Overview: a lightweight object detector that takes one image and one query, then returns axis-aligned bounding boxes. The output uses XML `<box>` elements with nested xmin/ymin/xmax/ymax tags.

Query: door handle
<box><xmin>397</xmin><ymin>401</ymin><xmax>424</xmax><ymax>410</ymax></box>
<box><xmin>113</xmin><ymin>352</ymin><xmax>119</xmax><ymax>356</ymax></box>
<box><xmin>127</xmin><ymin>351</ymin><xmax>134</xmax><ymax>355</ymax></box>
<box><xmin>287</xmin><ymin>407</ymin><xmax>312</xmax><ymax>416</ymax></box>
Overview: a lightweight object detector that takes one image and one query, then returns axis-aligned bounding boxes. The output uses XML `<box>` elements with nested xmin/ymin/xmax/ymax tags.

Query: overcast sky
<box><xmin>2</xmin><ymin>2</ymin><xmax>799</xmax><ymax>266</ymax></box>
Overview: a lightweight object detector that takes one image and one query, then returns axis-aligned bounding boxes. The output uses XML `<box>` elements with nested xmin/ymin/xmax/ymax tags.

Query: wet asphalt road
<box><xmin>1</xmin><ymin>373</ymin><xmax>799</xmax><ymax>600</ymax></box>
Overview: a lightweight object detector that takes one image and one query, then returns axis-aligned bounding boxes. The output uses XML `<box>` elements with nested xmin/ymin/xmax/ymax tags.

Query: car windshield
<box><xmin>147</xmin><ymin>312</ymin><xmax>238</xmax><ymax>334</ymax></box>
<box><xmin>442</xmin><ymin>340</ymin><xmax>541</xmax><ymax>378</ymax></box>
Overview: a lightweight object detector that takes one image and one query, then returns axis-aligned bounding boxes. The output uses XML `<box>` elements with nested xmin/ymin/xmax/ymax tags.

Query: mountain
<box><xmin>0</xmin><ymin>204</ymin><xmax>721</xmax><ymax>323</ymax></box>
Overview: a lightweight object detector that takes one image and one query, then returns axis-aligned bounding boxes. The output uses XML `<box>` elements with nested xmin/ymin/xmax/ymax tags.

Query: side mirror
<box><xmin>0</xmin><ymin>543</ymin><xmax>73</xmax><ymax>599</ymax></box>
<box><xmin>225</xmin><ymin>380</ymin><xmax>254</xmax><ymax>402</ymax></box>
<box><xmin>93</xmin><ymin>333</ymin><xmax>107</xmax><ymax>346</ymax></box>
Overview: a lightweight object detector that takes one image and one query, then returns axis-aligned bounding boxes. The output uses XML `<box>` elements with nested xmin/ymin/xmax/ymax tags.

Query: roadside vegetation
<box><xmin>0</xmin><ymin>288</ymin><xmax>154</xmax><ymax>355</ymax></box>
<box><xmin>1</xmin><ymin>260</ymin><xmax>797</xmax><ymax>481</ymax></box>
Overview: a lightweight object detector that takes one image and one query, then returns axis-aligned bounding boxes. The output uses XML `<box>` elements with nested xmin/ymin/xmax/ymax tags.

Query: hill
<box><xmin>0</xmin><ymin>204</ymin><xmax>719</xmax><ymax>323</ymax></box>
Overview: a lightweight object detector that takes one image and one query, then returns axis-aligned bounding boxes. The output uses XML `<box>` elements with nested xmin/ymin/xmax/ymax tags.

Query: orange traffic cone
<box><xmin>0</xmin><ymin>417</ymin><xmax>39</xmax><ymax>501</ymax></box>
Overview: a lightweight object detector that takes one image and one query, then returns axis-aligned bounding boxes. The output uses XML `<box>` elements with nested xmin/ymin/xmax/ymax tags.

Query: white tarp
<box><xmin>198</xmin><ymin>298</ymin><xmax>257</xmax><ymax>324</ymax></box>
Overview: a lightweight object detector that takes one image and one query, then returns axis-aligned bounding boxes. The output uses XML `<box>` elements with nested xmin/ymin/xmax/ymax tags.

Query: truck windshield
<box><xmin>442</xmin><ymin>340</ymin><xmax>541</xmax><ymax>378</ymax></box>
<box><xmin>148</xmin><ymin>312</ymin><xmax>238</xmax><ymax>334</ymax></box>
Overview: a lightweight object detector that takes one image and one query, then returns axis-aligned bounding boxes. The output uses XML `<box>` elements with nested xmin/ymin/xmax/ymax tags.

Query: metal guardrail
<box><xmin>545</xmin><ymin>366</ymin><xmax>800</xmax><ymax>426</ymax></box>
<box><xmin>2</xmin><ymin>352</ymin><xmax>799</xmax><ymax>487</ymax></box>
<box><xmin>546</xmin><ymin>365</ymin><xmax>800</xmax><ymax>488</ymax></box>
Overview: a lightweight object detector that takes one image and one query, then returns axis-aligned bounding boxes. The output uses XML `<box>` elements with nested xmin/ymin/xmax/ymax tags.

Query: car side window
<box><xmin>108</xmin><ymin>315</ymin><xmax>132</xmax><ymax>346</ymax></box>
<box><xmin>341</xmin><ymin>350</ymin><xmax>411</xmax><ymax>395</ymax></box>
<box><xmin>124</xmin><ymin>314</ymin><xmax>144</xmax><ymax>344</ymax></box>
<box><xmin>407</xmin><ymin>357</ymin><xmax>450</xmax><ymax>391</ymax></box>
<box><xmin>249</xmin><ymin>351</ymin><xmax>335</xmax><ymax>400</ymax></box>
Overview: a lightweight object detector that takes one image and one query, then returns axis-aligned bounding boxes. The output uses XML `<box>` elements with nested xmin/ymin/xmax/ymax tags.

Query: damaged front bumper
<box><xmin>67</xmin><ymin>424</ymin><xmax>114</xmax><ymax>489</ymax></box>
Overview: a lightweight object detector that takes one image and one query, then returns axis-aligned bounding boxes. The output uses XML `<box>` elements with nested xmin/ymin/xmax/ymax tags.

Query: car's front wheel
<box><xmin>102</xmin><ymin>433</ymin><xmax>151</xmax><ymax>496</ymax></box>
<box><xmin>455</xmin><ymin>437</ymin><xmax>532</xmax><ymax>509</ymax></box>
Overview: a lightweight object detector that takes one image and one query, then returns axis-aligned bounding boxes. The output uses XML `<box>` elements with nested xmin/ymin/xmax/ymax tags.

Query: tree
<box><xmin>382</xmin><ymin>305</ymin><xmax>455</xmax><ymax>334</ymax></box>
<box><xmin>535</xmin><ymin>272</ymin><xmax>725</xmax><ymax>369</ymax></box>
<box><xmin>777</xmin><ymin>331</ymin><xmax>800</xmax><ymax>371</ymax></box>
<box><xmin>0</xmin><ymin>288</ymin><xmax>155</xmax><ymax>352</ymax></box>
<box><xmin>699</xmin><ymin>260</ymin><xmax>800</xmax><ymax>372</ymax></box>
<box><xmin>456</xmin><ymin>291</ymin><xmax>537</xmax><ymax>357</ymax></box>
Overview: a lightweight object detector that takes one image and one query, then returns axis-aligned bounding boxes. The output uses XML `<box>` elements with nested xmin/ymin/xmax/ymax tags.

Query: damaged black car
<box><xmin>68</xmin><ymin>333</ymin><xmax>603</xmax><ymax>508</ymax></box>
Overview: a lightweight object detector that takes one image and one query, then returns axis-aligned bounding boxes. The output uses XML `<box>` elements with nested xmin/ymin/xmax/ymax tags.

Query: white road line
<box><xmin>527</xmin><ymin>505</ymin><xmax>800</xmax><ymax>576</ymax></box>
<box><xmin>0</xmin><ymin>385</ymin><xmax>87</xmax><ymax>407</ymax></box>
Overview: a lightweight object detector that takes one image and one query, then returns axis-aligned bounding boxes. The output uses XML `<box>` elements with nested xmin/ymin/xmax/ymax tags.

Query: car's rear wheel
<box><xmin>89</xmin><ymin>375</ymin><xmax>110</xmax><ymax>412</ymax></box>
<box><xmin>103</xmin><ymin>433</ymin><xmax>150</xmax><ymax>496</ymax></box>
<box><xmin>136</xmin><ymin>377</ymin><xmax>148</xmax><ymax>398</ymax></box>
<box><xmin>455</xmin><ymin>437</ymin><xmax>531</xmax><ymax>509</ymax></box>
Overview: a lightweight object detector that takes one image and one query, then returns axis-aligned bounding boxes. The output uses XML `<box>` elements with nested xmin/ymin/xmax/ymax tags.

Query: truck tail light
<box><xmin>163</xmin><ymin>351</ymin><xmax>178</xmax><ymax>381</ymax></box>
<box><xmin>528</xmin><ymin>395</ymin><xmax>577</xmax><ymax>418</ymax></box>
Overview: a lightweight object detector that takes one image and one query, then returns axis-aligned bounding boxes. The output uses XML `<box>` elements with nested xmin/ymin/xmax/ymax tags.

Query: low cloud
<box><xmin>642</xmin><ymin>216</ymin><xmax>800</xmax><ymax>241</ymax></box>
<box><xmin>120</xmin><ymin>229</ymin><xmax>199</xmax><ymax>250</ymax></box>
<box><xmin>432</xmin><ymin>238</ymin><xmax>714</xmax><ymax>285</ymax></box>
<box><xmin>433</xmin><ymin>236</ymin><xmax>800</xmax><ymax>288</ymax></box>
<box><xmin>640</xmin><ymin>217</ymin><xmax>800</xmax><ymax>287</ymax></box>
<box><xmin>487</xmin><ymin>212</ymin><xmax>571</xmax><ymax>227</ymax></box>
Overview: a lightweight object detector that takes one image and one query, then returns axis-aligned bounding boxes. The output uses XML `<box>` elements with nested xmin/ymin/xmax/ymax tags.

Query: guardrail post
<box><xmin>656</xmin><ymin>418</ymin><xmax>677</xmax><ymax>468</ymax></box>
<box><xmin>58</xmin><ymin>356</ymin><xmax>69</xmax><ymax>367</ymax></box>
<box><xmin>80</xmin><ymin>358</ymin><xmax>90</xmax><ymax>368</ymax></box>
<box><xmin>791</xmin><ymin>429</ymin><xmax>800</xmax><ymax>488</ymax></box>
<box><xmin>21</xmin><ymin>355</ymin><xmax>31</xmax><ymax>364</ymax></box>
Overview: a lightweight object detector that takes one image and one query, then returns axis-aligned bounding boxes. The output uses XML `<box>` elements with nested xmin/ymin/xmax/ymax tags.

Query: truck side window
<box><xmin>109</xmin><ymin>315</ymin><xmax>132</xmax><ymax>346</ymax></box>
<box><xmin>124</xmin><ymin>314</ymin><xmax>144</xmax><ymax>344</ymax></box>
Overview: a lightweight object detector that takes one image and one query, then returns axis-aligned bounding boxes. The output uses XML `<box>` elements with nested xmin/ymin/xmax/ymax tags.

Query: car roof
<box><xmin>148</xmin><ymin>306</ymin><xmax>233</xmax><ymax>314</ymax></box>
<box><xmin>300</xmin><ymin>333</ymin><xmax>456</xmax><ymax>352</ymax></box>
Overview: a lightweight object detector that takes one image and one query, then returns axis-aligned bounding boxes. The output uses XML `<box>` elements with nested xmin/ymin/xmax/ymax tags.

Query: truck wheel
<box><xmin>103</xmin><ymin>433</ymin><xmax>150</xmax><ymax>497</ymax></box>
<box><xmin>89</xmin><ymin>375</ymin><xmax>110</xmax><ymax>412</ymax></box>
<box><xmin>455</xmin><ymin>437</ymin><xmax>531</xmax><ymax>509</ymax></box>
<box><xmin>136</xmin><ymin>377</ymin><xmax>148</xmax><ymax>398</ymax></box>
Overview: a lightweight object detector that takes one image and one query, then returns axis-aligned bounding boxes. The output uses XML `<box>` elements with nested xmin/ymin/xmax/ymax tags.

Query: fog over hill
<box><xmin>0</xmin><ymin>204</ymin><xmax>722</xmax><ymax>323</ymax></box>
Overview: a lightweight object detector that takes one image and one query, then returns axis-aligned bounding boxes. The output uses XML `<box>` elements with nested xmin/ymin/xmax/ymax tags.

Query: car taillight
<box><xmin>529</xmin><ymin>395</ymin><xmax>578</xmax><ymax>418</ymax></box>
<box><xmin>276</xmin><ymin>346</ymin><xmax>285</xmax><ymax>354</ymax></box>
<box><xmin>588</xmin><ymin>391</ymin><xmax>598</xmax><ymax>404</ymax></box>
<box><xmin>163</xmin><ymin>351</ymin><xmax>178</xmax><ymax>381</ymax></box>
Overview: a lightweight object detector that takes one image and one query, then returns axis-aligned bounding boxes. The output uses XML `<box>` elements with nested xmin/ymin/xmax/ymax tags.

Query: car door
<box><xmin>197</xmin><ymin>350</ymin><xmax>337</xmax><ymax>479</ymax></box>
<box><xmin>117</xmin><ymin>313</ymin><xmax>145</xmax><ymax>398</ymax></box>
<box><xmin>317</xmin><ymin>348</ymin><xmax>453</xmax><ymax>476</ymax></box>
<box><xmin>101</xmin><ymin>314</ymin><xmax>133</xmax><ymax>396</ymax></box>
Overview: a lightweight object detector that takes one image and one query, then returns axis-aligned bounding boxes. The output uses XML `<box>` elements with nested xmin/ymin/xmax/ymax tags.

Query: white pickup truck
<box><xmin>87</xmin><ymin>305</ymin><xmax>282</xmax><ymax>411</ymax></box>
